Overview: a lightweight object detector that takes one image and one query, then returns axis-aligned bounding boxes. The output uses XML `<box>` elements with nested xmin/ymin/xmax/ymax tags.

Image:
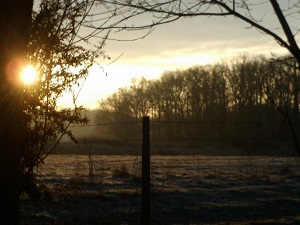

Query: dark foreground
<box><xmin>20</xmin><ymin>155</ymin><xmax>300</xmax><ymax>224</ymax></box>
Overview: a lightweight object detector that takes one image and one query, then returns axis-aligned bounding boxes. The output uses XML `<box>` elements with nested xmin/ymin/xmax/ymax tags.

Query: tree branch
<box><xmin>269</xmin><ymin>0</ymin><xmax>300</xmax><ymax>61</ymax></box>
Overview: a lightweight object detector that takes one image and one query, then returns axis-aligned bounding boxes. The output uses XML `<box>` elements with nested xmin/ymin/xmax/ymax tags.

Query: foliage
<box><xmin>21</xmin><ymin>0</ymin><xmax>106</xmax><ymax>177</ymax></box>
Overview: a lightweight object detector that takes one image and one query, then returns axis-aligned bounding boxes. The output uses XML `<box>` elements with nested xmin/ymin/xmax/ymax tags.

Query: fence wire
<box><xmin>20</xmin><ymin>118</ymin><xmax>300</xmax><ymax>224</ymax></box>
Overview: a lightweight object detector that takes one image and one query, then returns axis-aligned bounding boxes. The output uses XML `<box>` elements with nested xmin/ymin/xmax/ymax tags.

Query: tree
<box><xmin>22</xmin><ymin>0</ymin><xmax>104</xmax><ymax>180</ymax></box>
<box><xmin>93</xmin><ymin>0</ymin><xmax>300</xmax><ymax>154</ymax></box>
<box><xmin>0</xmin><ymin>1</ymin><xmax>34</xmax><ymax>224</ymax></box>
<box><xmin>98</xmin><ymin>0</ymin><xmax>300</xmax><ymax>62</ymax></box>
<box><xmin>0</xmin><ymin>0</ymin><xmax>120</xmax><ymax>223</ymax></box>
<box><xmin>95</xmin><ymin>56</ymin><xmax>298</xmax><ymax>152</ymax></box>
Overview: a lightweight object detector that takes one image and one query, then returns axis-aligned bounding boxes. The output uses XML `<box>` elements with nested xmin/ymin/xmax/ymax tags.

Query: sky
<box><xmin>56</xmin><ymin>1</ymin><xmax>297</xmax><ymax>110</ymax></box>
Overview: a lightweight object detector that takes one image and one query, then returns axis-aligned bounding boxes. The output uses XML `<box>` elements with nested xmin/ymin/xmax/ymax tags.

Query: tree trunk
<box><xmin>0</xmin><ymin>1</ymin><xmax>33</xmax><ymax>224</ymax></box>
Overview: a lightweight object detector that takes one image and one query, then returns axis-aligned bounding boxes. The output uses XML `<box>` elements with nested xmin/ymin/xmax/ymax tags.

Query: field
<box><xmin>20</xmin><ymin>155</ymin><xmax>300</xmax><ymax>225</ymax></box>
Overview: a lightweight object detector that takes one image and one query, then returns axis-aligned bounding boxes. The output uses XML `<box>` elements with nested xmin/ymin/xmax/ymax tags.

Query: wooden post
<box><xmin>141</xmin><ymin>116</ymin><xmax>151</xmax><ymax>225</ymax></box>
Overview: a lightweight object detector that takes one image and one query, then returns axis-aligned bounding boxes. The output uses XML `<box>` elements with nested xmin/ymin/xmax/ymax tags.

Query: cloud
<box><xmin>105</xmin><ymin>14</ymin><xmax>289</xmax><ymax>69</ymax></box>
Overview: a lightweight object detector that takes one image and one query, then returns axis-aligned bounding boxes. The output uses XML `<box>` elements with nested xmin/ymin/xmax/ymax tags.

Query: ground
<box><xmin>19</xmin><ymin>155</ymin><xmax>300</xmax><ymax>224</ymax></box>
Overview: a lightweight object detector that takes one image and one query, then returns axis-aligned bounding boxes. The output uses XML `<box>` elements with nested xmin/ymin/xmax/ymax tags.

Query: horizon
<box><xmin>58</xmin><ymin>50</ymin><xmax>287</xmax><ymax>110</ymax></box>
<box><xmin>55</xmin><ymin>2</ymin><xmax>296</xmax><ymax>110</ymax></box>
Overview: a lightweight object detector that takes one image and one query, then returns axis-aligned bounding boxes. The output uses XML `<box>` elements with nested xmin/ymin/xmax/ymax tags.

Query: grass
<box><xmin>19</xmin><ymin>155</ymin><xmax>300</xmax><ymax>225</ymax></box>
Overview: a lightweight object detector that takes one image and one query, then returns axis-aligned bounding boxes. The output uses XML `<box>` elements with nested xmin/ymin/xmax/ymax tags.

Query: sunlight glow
<box><xmin>57</xmin><ymin>64</ymin><xmax>163</xmax><ymax>109</ymax></box>
<box><xmin>21</xmin><ymin>65</ymin><xmax>37</xmax><ymax>85</ymax></box>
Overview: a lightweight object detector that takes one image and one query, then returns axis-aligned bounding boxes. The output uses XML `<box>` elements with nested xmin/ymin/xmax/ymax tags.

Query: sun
<box><xmin>21</xmin><ymin>65</ymin><xmax>37</xmax><ymax>84</ymax></box>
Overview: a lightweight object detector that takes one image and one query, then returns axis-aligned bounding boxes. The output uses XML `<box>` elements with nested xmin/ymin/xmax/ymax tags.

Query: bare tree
<box><xmin>90</xmin><ymin>0</ymin><xmax>300</xmax><ymax>154</ymax></box>
<box><xmin>94</xmin><ymin>0</ymin><xmax>300</xmax><ymax>62</ymax></box>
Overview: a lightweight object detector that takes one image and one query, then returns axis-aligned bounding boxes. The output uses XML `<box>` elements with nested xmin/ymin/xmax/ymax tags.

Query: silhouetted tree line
<box><xmin>95</xmin><ymin>55</ymin><xmax>300</xmax><ymax>149</ymax></box>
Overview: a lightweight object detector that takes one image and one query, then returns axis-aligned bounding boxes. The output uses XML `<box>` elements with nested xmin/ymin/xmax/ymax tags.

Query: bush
<box><xmin>112</xmin><ymin>163</ymin><xmax>130</xmax><ymax>178</ymax></box>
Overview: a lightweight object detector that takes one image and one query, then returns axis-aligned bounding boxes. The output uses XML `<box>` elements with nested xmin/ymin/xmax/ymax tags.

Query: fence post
<box><xmin>141</xmin><ymin>116</ymin><xmax>151</xmax><ymax>225</ymax></box>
